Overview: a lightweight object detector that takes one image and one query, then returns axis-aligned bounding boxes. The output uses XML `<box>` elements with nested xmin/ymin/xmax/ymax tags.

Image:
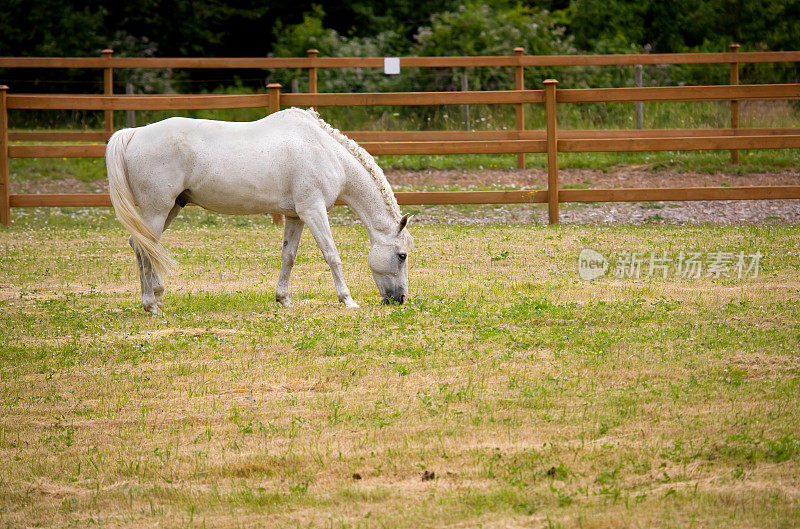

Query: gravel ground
<box><xmin>329</xmin><ymin>199</ymin><xmax>800</xmax><ymax>226</ymax></box>
<box><xmin>12</xmin><ymin>167</ymin><xmax>800</xmax><ymax>225</ymax></box>
<box><xmin>380</xmin><ymin>167</ymin><xmax>800</xmax><ymax>225</ymax></box>
<box><xmin>386</xmin><ymin>167</ymin><xmax>800</xmax><ymax>190</ymax></box>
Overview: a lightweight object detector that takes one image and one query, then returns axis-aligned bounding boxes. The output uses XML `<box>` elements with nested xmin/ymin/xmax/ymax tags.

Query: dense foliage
<box><xmin>3</xmin><ymin>0</ymin><xmax>798</xmax><ymax>57</ymax></box>
<box><xmin>1</xmin><ymin>0</ymin><xmax>798</xmax><ymax>92</ymax></box>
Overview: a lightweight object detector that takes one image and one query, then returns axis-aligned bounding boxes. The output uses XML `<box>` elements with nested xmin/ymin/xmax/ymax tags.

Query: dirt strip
<box><xmin>385</xmin><ymin>167</ymin><xmax>800</xmax><ymax>190</ymax></box>
<box><xmin>11</xmin><ymin>167</ymin><xmax>800</xmax><ymax>225</ymax></box>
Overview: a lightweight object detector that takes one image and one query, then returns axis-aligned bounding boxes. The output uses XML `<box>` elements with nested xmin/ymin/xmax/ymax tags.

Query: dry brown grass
<box><xmin>1</xmin><ymin>212</ymin><xmax>799</xmax><ymax>527</ymax></box>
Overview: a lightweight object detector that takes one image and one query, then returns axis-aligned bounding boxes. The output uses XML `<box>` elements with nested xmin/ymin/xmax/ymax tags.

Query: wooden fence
<box><xmin>3</xmin><ymin>46</ymin><xmax>800</xmax><ymax>163</ymax></box>
<box><xmin>1</xmin><ymin>49</ymin><xmax>800</xmax><ymax>225</ymax></box>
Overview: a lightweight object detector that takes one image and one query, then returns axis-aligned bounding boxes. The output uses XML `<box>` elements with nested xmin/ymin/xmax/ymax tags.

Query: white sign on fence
<box><xmin>384</xmin><ymin>57</ymin><xmax>400</xmax><ymax>75</ymax></box>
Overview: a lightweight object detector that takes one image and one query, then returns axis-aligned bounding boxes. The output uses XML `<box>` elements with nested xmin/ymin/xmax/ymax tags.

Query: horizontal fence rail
<box><xmin>2</xmin><ymin>47</ymin><xmax>800</xmax><ymax>225</ymax></box>
<box><xmin>10</xmin><ymin>127</ymin><xmax>800</xmax><ymax>144</ymax></box>
<box><xmin>10</xmin><ymin>186</ymin><xmax>800</xmax><ymax>209</ymax></box>
<box><xmin>8</xmin><ymin>134</ymin><xmax>800</xmax><ymax>159</ymax></box>
<box><xmin>555</xmin><ymin>84</ymin><xmax>800</xmax><ymax>103</ymax></box>
<box><xmin>2</xmin><ymin>51</ymin><xmax>800</xmax><ymax>69</ymax></box>
<box><xmin>6</xmin><ymin>93</ymin><xmax>271</xmax><ymax>110</ymax></box>
<box><xmin>6</xmin><ymin>84</ymin><xmax>797</xmax><ymax>111</ymax></box>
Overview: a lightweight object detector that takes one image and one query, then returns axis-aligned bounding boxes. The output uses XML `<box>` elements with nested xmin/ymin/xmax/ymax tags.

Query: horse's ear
<box><xmin>398</xmin><ymin>213</ymin><xmax>412</xmax><ymax>233</ymax></box>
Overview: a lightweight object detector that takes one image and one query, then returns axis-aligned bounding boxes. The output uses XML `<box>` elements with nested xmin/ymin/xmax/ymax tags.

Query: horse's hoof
<box><xmin>144</xmin><ymin>304</ymin><xmax>165</xmax><ymax>317</ymax></box>
<box><xmin>343</xmin><ymin>299</ymin><xmax>360</xmax><ymax>309</ymax></box>
<box><xmin>276</xmin><ymin>297</ymin><xmax>292</xmax><ymax>308</ymax></box>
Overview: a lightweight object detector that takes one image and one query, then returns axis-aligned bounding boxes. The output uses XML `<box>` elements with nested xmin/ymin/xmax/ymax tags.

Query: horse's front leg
<box><xmin>275</xmin><ymin>216</ymin><xmax>305</xmax><ymax>307</ymax></box>
<box><xmin>299</xmin><ymin>206</ymin><xmax>359</xmax><ymax>309</ymax></box>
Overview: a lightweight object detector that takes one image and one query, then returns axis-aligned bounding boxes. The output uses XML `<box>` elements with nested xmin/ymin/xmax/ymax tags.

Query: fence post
<box><xmin>267</xmin><ymin>83</ymin><xmax>282</xmax><ymax>114</ymax></box>
<box><xmin>307</xmin><ymin>49</ymin><xmax>319</xmax><ymax>94</ymax></box>
<box><xmin>514</xmin><ymin>47</ymin><xmax>526</xmax><ymax>169</ymax></box>
<box><xmin>102</xmin><ymin>49</ymin><xmax>114</xmax><ymax>134</ymax></box>
<box><xmin>126</xmin><ymin>82</ymin><xmax>136</xmax><ymax>128</ymax></box>
<box><xmin>544</xmin><ymin>79</ymin><xmax>559</xmax><ymax>225</ymax></box>
<box><xmin>635</xmin><ymin>64</ymin><xmax>644</xmax><ymax>129</ymax></box>
<box><xmin>267</xmin><ymin>83</ymin><xmax>284</xmax><ymax>226</ymax></box>
<box><xmin>729</xmin><ymin>43</ymin><xmax>740</xmax><ymax>164</ymax></box>
<box><xmin>461</xmin><ymin>71</ymin><xmax>470</xmax><ymax>130</ymax></box>
<box><xmin>0</xmin><ymin>85</ymin><xmax>9</xmax><ymax>226</ymax></box>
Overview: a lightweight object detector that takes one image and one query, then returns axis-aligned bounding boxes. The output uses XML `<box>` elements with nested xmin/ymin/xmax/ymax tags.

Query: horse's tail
<box><xmin>106</xmin><ymin>128</ymin><xmax>177</xmax><ymax>278</ymax></box>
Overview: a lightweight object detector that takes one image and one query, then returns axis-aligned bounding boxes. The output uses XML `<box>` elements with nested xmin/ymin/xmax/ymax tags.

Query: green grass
<box><xmin>9</xmin><ymin>147</ymin><xmax>800</xmax><ymax>187</ymax></box>
<box><xmin>9</xmin><ymin>98</ymin><xmax>799</xmax><ymax>175</ymax></box>
<box><xmin>376</xmin><ymin>149</ymin><xmax>800</xmax><ymax>172</ymax></box>
<box><xmin>11</xmin><ymin>149</ymin><xmax>800</xmax><ymax>183</ymax></box>
<box><xmin>10</xmin><ymin>156</ymin><xmax>108</xmax><ymax>183</ymax></box>
<box><xmin>9</xmin><ymin>148</ymin><xmax>800</xmax><ymax>183</ymax></box>
<box><xmin>1</xmin><ymin>209</ymin><xmax>799</xmax><ymax>527</ymax></box>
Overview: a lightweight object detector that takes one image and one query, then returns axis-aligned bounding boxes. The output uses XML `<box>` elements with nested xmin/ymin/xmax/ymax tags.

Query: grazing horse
<box><xmin>105</xmin><ymin>108</ymin><xmax>413</xmax><ymax>314</ymax></box>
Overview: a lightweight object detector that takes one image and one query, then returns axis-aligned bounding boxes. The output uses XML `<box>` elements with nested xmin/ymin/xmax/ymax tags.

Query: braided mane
<box><xmin>299</xmin><ymin>108</ymin><xmax>401</xmax><ymax>220</ymax></box>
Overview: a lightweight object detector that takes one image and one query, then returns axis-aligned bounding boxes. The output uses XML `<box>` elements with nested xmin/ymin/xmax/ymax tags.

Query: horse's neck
<box><xmin>339</xmin><ymin>166</ymin><xmax>399</xmax><ymax>242</ymax></box>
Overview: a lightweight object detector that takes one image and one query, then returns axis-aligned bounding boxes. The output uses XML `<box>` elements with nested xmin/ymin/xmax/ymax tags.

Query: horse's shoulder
<box><xmin>137</xmin><ymin>116</ymin><xmax>196</xmax><ymax>137</ymax></box>
<box><xmin>261</xmin><ymin>110</ymin><xmax>330</xmax><ymax>142</ymax></box>
<box><xmin>266</xmin><ymin>108</ymin><xmax>322</xmax><ymax>129</ymax></box>
<box><xmin>273</xmin><ymin>107</ymin><xmax>316</xmax><ymax>120</ymax></box>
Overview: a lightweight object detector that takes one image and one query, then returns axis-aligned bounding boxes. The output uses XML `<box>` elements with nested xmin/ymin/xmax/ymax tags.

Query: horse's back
<box><xmin>127</xmin><ymin>112</ymin><xmax>331</xmax><ymax>166</ymax></box>
<box><xmin>122</xmin><ymin>111</ymin><xmax>349</xmax><ymax>215</ymax></box>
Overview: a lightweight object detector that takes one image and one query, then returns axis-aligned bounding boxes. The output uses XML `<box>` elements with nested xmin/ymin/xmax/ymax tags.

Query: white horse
<box><xmin>105</xmin><ymin>108</ymin><xmax>413</xmax><ymax>314</ymax></box>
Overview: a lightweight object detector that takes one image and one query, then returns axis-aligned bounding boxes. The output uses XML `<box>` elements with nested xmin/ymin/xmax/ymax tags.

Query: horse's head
<box><xmin>368</xmin><ymin>214</ymin><xmax>414</xmax><ymax>304</ymax></box>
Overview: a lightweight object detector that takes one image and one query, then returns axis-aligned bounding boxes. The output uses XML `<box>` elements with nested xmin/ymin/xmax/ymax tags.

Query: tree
<box><xmin>412</xmin><ymin>3</ymin><xmax>576</xmax><ymax>90</ymax></box>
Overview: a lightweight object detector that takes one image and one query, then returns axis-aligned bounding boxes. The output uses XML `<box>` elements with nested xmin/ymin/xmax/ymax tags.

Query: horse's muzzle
<box><xmin>382</xmin><ymin>294</ymin><xmax>406</xmax><ymax>305</ymax></box>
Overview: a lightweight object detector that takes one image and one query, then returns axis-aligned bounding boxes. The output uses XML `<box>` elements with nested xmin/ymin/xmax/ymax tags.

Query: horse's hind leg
<box><xmin>129</xmin><ymin>235</ymin><xmax>159</xmax><ymax>314</ymax></box>
<box><xmin>130</xmin><ymin>205</ymin><xmax>177</xmax><ymax>315</ymax></box>
<box><xmin>149</xmin><ymin>204</ymin><xmax>183</xmax><ymax>310</ymax></box>
<box><xmin>275</xmin><ymin>216</ymin><xmax>305</xmax><ymax>307</ymax></box>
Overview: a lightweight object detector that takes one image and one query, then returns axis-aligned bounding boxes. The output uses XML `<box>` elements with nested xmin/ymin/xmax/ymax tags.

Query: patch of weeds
<box><xmin>288</xmin><ymin>480</ymin><xmax>311</xmax><ymax>495</ymax></box>
<box><xmin>597</xmin><ymin>421</ymin><xmax>613</xmax><ymax>436</ymax></box>
<box><xmin>660</xmin><ymin>439</ymin><xmax>704</xmax><ymax>464</ymax></box>
<box><xmin>41</xmin><ymin>415</ymin><xmax>75</xmax><ymax>452</ymax></box>
<box><xmin>335</xmin><ymin>485</ymin><xmax>391</xmax><ymax>503</ymax></box>
<box><xmin>417</xmin><ymin>390</ymin><xmax>444</xmax><ymax>416</ymax></box>
<box><xmin>550</xmin><ymin>485</ymin><xmax>574</xmax><ymax>507</ymax></box>
<box><xmin>713</xmin><ymin>433</ymin><xmax>800</xmax><ymax>464</ymax></box>
<box><xmin>458</xmin><ymin>486</ymin><xmax>539</xmax><ymax>516</ymax></box>
<box><xmin>225</xmin><ymin>486</ymin><xmax>287</xmax><ymax>511</ymax></box>
<box><xmin>388</xmin><ymin>360</ymin><xmax>411</xmax><ymax>376</ymax></box>
<box><xmin>491</xmin><ymin>250</ymin><xmax>511</xmax><ymax>262</ymax></box>
<box><xmin>294</xmin><ymin>330</ymin><xmax>325</xmax><ymax>350</ymax></box>
<box><xmin>326</xmin><ymin>397</ymin><xmax>344</xmax><ymax>427</ymax></box>
<box><xmin>721</xmin><ymin>367</ymin><xmax>748</xmax><ymax>387</ymax></box>
<box><xmin>544</xmin><ymin>463</ymin><xmax>570</xmax><ymax>481</ymax></box>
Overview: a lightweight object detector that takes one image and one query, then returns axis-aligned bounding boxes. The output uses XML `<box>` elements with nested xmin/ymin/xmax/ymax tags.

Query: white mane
<box><xmin>299</xmin><ymin>108</ymin><xmax>401</xmax><ymax>220</ymax></box>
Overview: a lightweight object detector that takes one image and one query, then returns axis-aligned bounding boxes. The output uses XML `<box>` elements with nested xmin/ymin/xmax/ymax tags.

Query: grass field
<box><xmin>1</xmin><ymin>208</ymin><xmax>799</xmax><ymax>527</ymax></box>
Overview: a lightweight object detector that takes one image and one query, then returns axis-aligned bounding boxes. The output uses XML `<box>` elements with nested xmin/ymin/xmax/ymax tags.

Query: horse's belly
<box><xmin>187</xmin><ymin>172</ymin><xmax>290</xmax><ymax>215</ymax></box>
<box><xmin>192</xmin><ymin>196</ymin><xmax>282</xmax><ymax>216</ymax></box>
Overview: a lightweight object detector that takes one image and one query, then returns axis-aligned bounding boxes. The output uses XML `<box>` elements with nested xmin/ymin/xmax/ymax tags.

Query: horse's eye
<box><xmin>398</xmin><ymin>253</ymin><xmax>407</xmax><ymax>262</ymax></box>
